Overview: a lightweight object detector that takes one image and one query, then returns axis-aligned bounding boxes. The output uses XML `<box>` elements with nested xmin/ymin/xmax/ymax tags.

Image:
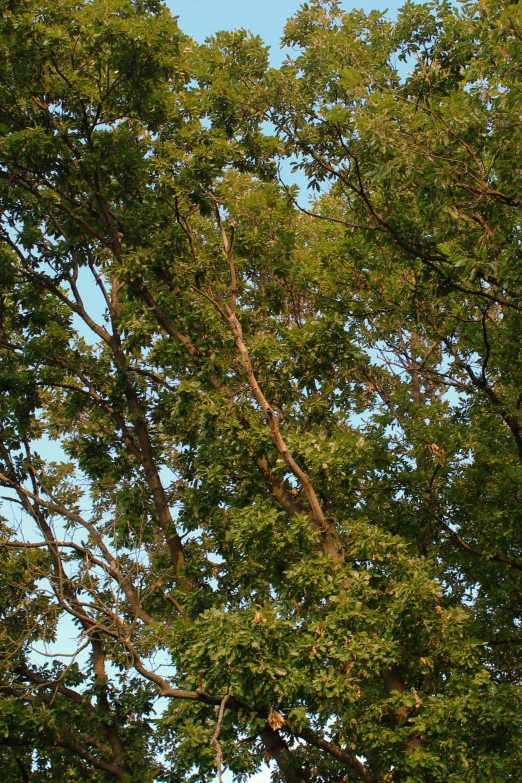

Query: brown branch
<box><xmin>0</xmin><ymin>479</ymin><xmax>156</xmax><ymax>626</ymax></box>
<box><xmin>226</xmin><ymin>311</ymin><xmax>339</xmax><ymax>558</ymax></box>
<box><xmin>211</xmin><ymin>197</ymin><xmax>237</xmax><ymax>313</ymax></box>
<box><xmin>127</xmin><ymin>280</ymin><xmax>317</xmax><ymax>530</ymax></box>
<box><xmin>292</xmin><ymin>725</ymin><xmax>375</xmax><ymax>783</ymax></box>
<box><xmin>260</xmin><ymin>727</ymin><xmax>308</xmax><ymax>783</ymax></box>
<box><xmin>442</xmin><ymin>338</ymin><xmax>522</xmax><ymax>461</ymax></box>
<box><xmin>212</xmin><ymin>693</ymin><xmax>231</xmax><ymax>783</ymax></box>
<box><xmin>90</xmin><ymin>634</ymin><xmax>128</xmax><ymax>770</ymax></box>
<box><xmin>13</xmin><ymin>663</ymin><xmax>95</xmax><ymax>711</ymax></box>
<box><xmin>57</xmin><ymin>737</ymin><xmax>126</xmax><ymax>779</ymax></box>
<box><xmin>163</xmin><ymin>592</ymin><xmax>190</xmax><ymax>621</ymax></box>
<box><xmin>130</xmin><ymin>280</ymin><xmax>198</xmax><ymax>356</ymax></box>
<box><xmin>441</xmin><ymin>521</ymin><xmax>522</xmax><ymax>572</ymax></box>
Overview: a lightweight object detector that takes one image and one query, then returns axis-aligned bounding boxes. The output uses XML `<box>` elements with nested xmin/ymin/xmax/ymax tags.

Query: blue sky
<box><xmin>168</xmin><ymin>0</ymin><xmax>407</xmax><ymax>200</ymax></box>
<box><xmin>169</xmin><ymin>0</ymin><xmax>404</xmax><ymax>61</ymax></box>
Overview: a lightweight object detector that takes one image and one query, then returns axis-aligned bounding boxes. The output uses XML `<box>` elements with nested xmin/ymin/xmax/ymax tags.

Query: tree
<box><xmin>0</xmin><ymin>0</ymin><xmax>521</xmax><ymax>780</ymax></box>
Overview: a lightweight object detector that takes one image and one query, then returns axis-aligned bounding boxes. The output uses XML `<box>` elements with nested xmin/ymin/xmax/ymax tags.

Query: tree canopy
<box><xmin>1</xmin><ymin>0</ymin><xmax>522</xmax><ymax>781</ymax></box>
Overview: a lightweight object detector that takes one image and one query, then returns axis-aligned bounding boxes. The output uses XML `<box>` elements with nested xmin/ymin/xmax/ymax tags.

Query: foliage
<box><xmin>0</xmin><ymin>0</ymin><xmax>521</xmax><ymax>781</ymax></box>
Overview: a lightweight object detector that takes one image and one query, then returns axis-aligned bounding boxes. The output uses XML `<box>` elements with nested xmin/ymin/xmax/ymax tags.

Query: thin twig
<box><xmin>212</xmin><ymin>693</ymin><xmax>231</xmax><ymax>783</ymax></box>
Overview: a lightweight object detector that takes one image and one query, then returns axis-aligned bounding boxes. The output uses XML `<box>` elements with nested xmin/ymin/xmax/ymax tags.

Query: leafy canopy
<box><xmin>0</xmin><ymin>0</ymin><xmax>521</xmax><ymax>781</ymax></box>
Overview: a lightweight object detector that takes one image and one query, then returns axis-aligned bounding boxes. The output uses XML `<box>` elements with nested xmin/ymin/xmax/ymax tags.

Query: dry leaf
<box><xmin>427</xmin><ymin>443</ymin><xmax>445</xmax><ymax>462</ymax></box>
<box><xmin>267</xmin><ymin>710</ymin><xmax>285</xmax><ymax>731</ymax></box>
